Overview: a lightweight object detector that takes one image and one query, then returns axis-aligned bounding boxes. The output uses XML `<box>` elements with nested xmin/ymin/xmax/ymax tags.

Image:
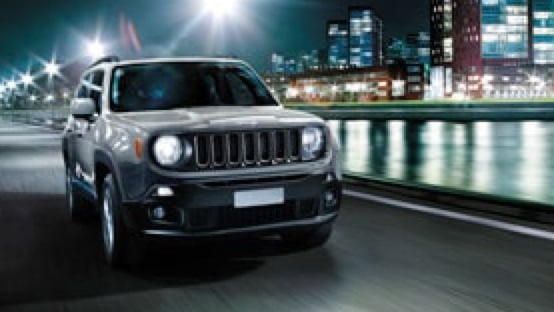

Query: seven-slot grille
<box><xmin>192</xmin><ymin>129</ymin><xmax>302</xmax><ymax>170</ymax></box>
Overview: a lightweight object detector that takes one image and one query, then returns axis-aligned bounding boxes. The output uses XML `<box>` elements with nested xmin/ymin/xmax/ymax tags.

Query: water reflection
<box><xmin>330</xmin><ymin>120</ymin><xmax>554</xmax><ymax>205</ymax></box>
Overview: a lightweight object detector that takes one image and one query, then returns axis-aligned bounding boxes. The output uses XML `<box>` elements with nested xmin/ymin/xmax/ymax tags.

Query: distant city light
<box><xmin>7</xmin><ymin>80</ymin><xmax>17</xmax><ymax>90</ymax></box>
<box><xmin>21</xmin><ymin>73</ymin><xmax>33</xmax><ymax>86</ymax></box>
<box><xmin>482</xmin><ymin>75</ymin><xmax>494</xmax><ymax>82</ymax></box>
<box><xmin>86</xmin><ymin>40</ymin><xmax>106</xmax><ymax>59</ymax></box>
<box><xmin>204</xmin><ymin>0</ymin><xmax>238</xmax><ymax>17</ymax></box>
<box><xmin>528</xmin><ymin>76</ymin><xmax>542</xmax><ymax>84</ymax></box>
<box><xmin>286</xmin><ymin>87</ymin><xmax>299</xmax><ymax>99</ymax></box>
<box><xmin>452</xmin><ymin>92</ymin><xmax>468</xmax><ymax>100</ymax></box>
<box><xmin>45</xmin><ymin>62</ymin><xmax>60</xmax><ymax>76</ymax></box>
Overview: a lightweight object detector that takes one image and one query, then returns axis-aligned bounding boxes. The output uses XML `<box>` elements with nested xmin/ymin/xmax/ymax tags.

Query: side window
<box><xmin>76</xmin><ymin>85</ymin><xmax>88</xmax><ymax>98</ymax></box>
<box><xmin>89</xmin><ymin>71</ymin><xmax>105</xmax><ymax>113</ymax></box>
<box><xmin>76</xmin><ymin>73</ymin><xmax>91</xmax><ymax>98</ymax></box>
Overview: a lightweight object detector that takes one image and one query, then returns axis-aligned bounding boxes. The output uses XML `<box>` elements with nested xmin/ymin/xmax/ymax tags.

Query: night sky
<box><xmin>0</xmin><ymin>0</ymin><xmax>428</xmax><ymax>77</ymax></box>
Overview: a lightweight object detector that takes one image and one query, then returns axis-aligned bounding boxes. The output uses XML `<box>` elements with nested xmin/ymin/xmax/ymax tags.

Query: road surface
<box><xmin>0</xmin><ymin>119</ymin><xmax>553</xmax><ymax>312</ymax></box>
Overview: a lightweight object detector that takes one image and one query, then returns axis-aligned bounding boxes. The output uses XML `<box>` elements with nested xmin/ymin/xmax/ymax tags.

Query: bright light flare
<box><xmin>7</xmin><ymin>80</ymin><xmax>17</xmax><ymax>90</ymax></box>
<box><xmin>86</xmin><ymin>40</ymin><xmax>106</xmax><ymax>59</ymax></box>
<box><xmin>21</xmin><ymin>73</ymin><xmax>33</xmax><ymax>86</ymax></box>
<box><xmin>204</xmin><ymin>0</ymin><xmax>238</xmax><ymax>17</ymax></box>
<box><xmin>45</xmin><ymin>62</ymin><xmax>60</xmax><ymax>76</ymax></box>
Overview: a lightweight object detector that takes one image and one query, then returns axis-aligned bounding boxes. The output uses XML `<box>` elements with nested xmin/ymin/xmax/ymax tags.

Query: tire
<box><xmin>101</xmin><ymin>174</ymin><xmax>143</xmax><ymax>269</ymax></box>
<box><xmin>281</xmin><ymin>223</ymin><xmax>333</xmax><ymax>249</ymax></box>
<box><xmin>66</xmin><ymin>166</ymin><xmax>91</xmax><ymax>223</ymax></box>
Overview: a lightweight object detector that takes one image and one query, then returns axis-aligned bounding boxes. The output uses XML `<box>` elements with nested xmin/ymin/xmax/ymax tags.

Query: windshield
<box><xmin>110</xmin><ymin>62</ymin><xmax>278</xmax><ymax>112</ymax></box>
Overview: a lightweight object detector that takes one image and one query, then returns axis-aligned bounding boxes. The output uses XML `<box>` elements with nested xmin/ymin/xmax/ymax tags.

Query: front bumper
<box><xmin>121</xmin><ymin>172</ymin><xmax>342</xmax><ymax>239</ymax></box>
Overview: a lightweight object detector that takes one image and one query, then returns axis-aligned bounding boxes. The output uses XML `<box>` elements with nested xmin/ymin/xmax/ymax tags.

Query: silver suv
<box><xmin>62</xmin><ymin>57</ymin><xmax>342</xmax><ymax>267</ymax></box>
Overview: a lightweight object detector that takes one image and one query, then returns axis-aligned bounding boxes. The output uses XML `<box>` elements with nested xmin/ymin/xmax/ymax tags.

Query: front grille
<box><xmin>192</xmin><ymin>129</ymin><xmax>302</xmax><ymax>170</ymax></box>
<box><xmin>188</xmin><ymin>200</ymin><xmax>317</xmax><ymax>232</ymax></box>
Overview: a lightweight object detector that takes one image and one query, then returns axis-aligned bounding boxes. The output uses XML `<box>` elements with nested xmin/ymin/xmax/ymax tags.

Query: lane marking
<box><xmin>344</xmin><ymin>189</ymin><xmax>554</xmax><ymax>241</ymax></box>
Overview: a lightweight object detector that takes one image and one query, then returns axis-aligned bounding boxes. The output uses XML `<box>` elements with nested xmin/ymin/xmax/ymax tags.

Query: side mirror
<box><xmin>70</xmin><ymin>98</ymin><xmax>96</xmax><ymax>120</ymax></box>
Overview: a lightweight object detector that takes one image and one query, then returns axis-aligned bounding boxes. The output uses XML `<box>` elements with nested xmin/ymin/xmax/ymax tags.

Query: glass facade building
<box><xmin>405</xmin><ymin>32</ymin><xmax>431</xmax><ymax>67</ymax></box>
<box><xmin>349</xmin><ymin>7</ymin><xmax>383</xmax><ymax>67</ymax></box>
<box><xmin>481</xmin><ymin>0</ymin><xmax>529</xmax><ymax>59</ymax></box>
<box><xmin>533</xmin><ymin>0</ymin><xmax>554</xmax><ymax>64</ymax></box>
<box><xmin>327</xmin><ymin>21</ymin><xmax>349</xmax><ymax>67</ymax></box>
<box><xmin>271</xmin><ymin>53</ymin><xmax>285</xmax><ymax>74</ymax></box>
<box><xmin>430</xmin><ymin>0</ymin><xmax>453</xmax><ymax>65</ymax></box>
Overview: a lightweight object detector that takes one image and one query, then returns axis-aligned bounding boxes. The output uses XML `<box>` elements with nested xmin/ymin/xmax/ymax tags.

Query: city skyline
<box><xmin>0</xmin><ymin>0</ymin><xmax>429</xmax><ymax>77</ymax></box>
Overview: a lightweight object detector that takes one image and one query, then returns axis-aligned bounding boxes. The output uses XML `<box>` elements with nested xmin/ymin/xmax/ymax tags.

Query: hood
<box><xmin>107</xmin><ymin>106</ymin><xmax>324</xmax><ymax>133</ymax></box>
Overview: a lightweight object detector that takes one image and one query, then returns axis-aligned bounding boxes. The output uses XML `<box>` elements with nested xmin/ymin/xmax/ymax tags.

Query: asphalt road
<box><xmin>1</xmin><ymin>119</ymin><xmax>554</xmax><ymax>312</ymax></box>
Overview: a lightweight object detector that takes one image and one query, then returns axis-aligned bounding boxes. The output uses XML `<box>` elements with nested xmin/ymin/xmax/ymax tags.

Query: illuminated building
<box><xmin>348</xmin><ymin>6</ymin><xmax>383</xmax><ymax>67</ymax></box>
<box><xmin>533</xmin><ymin>0</ymin><xmax>554</xmax><ymax>64</ymax></box>
<box><xmin>430</xmin><ymin>0</ymin><xmax>454</xmax><ymax>98</ymax></box>
<box><xmin>271</xmin><ymin>53</ymin><xmax>285</xmax><ymax>74</ymax></box>
<box><xmin>327</xmin><ymin>20</ymin><xmax>349</xmax><ymax>68</ymax></box>
<box><xmin>405</xmin><ymin>32</ymin><xmax>431</xmax><ymax>68</ymax></box>
<box><xmin>264</xmin><ymin>63</ymin><xmax>425</xmax><ymax>103</ymax></box>
<box><xmin>430</xmin><ymin>0</ymin><xmax>554</xmax><ymax>99</ymax></box>
<box><xmin>386</xmin><ymin>38</ymin><xmax>407</xmax><ymax>62</ymax></box>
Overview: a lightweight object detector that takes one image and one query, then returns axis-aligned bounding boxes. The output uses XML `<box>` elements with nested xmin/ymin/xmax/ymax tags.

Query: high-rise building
<box><xmin>271</xmin><ymin>53</ymin><xmax>285</xmax><ymax>74</ymax></box>
<box><xmin>386</xmin><ymin>38</ymin><xmax>407</xmax><ymax>62</ymax></box>
<box><xmin>327</xmin><ymin>20</ymin><xmax>349</xmax><ymax>67</ymax></box>
<box><xmin>533</xmin><ymin>0</ymin><xmax>554</xmax><ymax>64</ymax></box>
<box><xmin>430</xmin><ymin>0</ymin><xmax>554</xmax><ymax>98</ymax></box>
<box><xmin>430</xmin><ymin>0</ymin><xmax>453</xmax><ymax>66</ymax></box>
<box><xmin>297</xmin><ymin>49</ymin><xmax>327</xmax><ymax>72</ymax></box>
<box><xmin>405</xmin><ymin>32</ymin><xmax>431</xmax><ymax>67</ymax></box>
<box><xmin>284</xmin><ymin>57</ymin><xmax>298</xmax><ymax>74</ymax></box>
<box><xmin>481</xmin><ymin>0</ymin><xmax>530</xmax><ymax>61</ymax></box>
<box><xmin>430</xmin><ymin>0</ymin><xmax>454</xmax><ymax>97</ymax></box>
<box><xmin>348</xmin><ymin>6</ymin><xmax>383</xmax><ymax>67</ymax></box>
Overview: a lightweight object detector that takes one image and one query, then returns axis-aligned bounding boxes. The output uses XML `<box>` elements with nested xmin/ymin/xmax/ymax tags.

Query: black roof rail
<box><xmin>88</xmin><ymin>56</ymin><xmax>120</xmax><ymax>69</ymax></box>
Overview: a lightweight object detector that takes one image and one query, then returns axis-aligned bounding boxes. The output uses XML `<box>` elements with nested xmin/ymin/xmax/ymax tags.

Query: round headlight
<box><xmin>153</xmin><ymin>136</ymin><xmax>183</xmax><ymax>166</ymax></box>
<box><xmin>302</xmin><ymin>127</ymin><xmax>325</xmax><ymax>160</ymax></box>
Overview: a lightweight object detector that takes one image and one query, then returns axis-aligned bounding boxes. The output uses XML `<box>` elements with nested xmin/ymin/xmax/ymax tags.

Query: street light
<box><xmin>45</xmin><ymin>62</ymin><xmax>60</xmax><ymax>77</ymax></box>
<box><xmin>204</xmin><ymin>0</ymin><xmax>238</xmax><ymax>17</ymax></box>
<box><xmin>21</xmin><ymin>73</ymin><xmax>33</xmax><ymax>86</ymax></box>
<box><xmin>6</xmin><ymin>80</ymin><xmax>17</xmax><ymax>90</ymax></box>
<box><xmin>86</xmin><ymin>40</ymin><xmax>106</xmax><ymax>59</ymax></box>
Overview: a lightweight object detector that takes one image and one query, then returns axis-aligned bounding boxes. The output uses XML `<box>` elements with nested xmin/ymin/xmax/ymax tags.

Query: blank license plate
<box><xmin>234</xmin><ymin>188</ymin><xmax>285</xmax><ymax>208</ymax></box>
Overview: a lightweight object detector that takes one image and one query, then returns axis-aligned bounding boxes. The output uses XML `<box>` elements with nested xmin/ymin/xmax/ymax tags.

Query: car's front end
<box><xmin>90</xmin><ymin>59</ymin><xmax>341</xmax><ymax>264</ymax></box>
<box><xmin>116</xmin><ymin>114</ymin><xmax>342</xmax><ymax>240</ymax></box>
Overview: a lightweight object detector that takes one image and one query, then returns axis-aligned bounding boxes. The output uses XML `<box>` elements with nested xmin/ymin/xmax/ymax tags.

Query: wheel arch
<box><xmin>94</xmin><ymin>149</ymin><xmax>123</xmax><ymax>201</ymax></box>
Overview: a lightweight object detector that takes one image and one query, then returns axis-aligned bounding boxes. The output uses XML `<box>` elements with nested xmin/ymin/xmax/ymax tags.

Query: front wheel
<box><xmin>281</xmin><ymin>223</ymin><xmax>333</xmax><ymax>249</ymax></box>
<box><xmin>101</xmin><ymin>174</ymin><xmax>143</xmax><ymax>268</ymax></box>
<box><xmin>66</xmin><ymin>166</ymin><xmax>91</xmax><ymax>223</ymax></box>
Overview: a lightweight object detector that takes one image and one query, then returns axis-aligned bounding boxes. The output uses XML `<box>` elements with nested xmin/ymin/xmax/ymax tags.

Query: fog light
<box><xmin>155</xmin><ymin>186</ymin><xmax>174</xmax><ymax>197</ymax></box>
<box><xmin>152</xmin><ymin>206</ymin><xmax>167</xmax><ymax>220</ymax></box>
<box><xmin>325</xmin><ymin>190</ymin><xmax>337</xmax><ymax>207</ymax></box>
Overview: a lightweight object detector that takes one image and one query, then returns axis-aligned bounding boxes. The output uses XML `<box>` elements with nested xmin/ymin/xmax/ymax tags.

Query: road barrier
<box><xmin>0</xmin><ymin>108</ymin><xmax>69</xmax><ymax>130</ymax></box>
<box><xmin>289</xmin><ymin>102</ymin><xmax>554</xmax><ymax>121</ymax></box>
